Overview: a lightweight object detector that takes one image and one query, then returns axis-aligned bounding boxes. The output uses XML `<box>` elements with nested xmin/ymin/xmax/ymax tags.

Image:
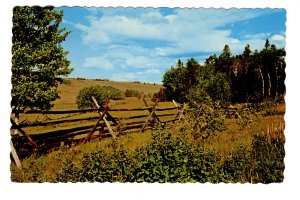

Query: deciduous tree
<box><xmin>12</xmin><ymin>6</ymin><xmax>73</xmax><ymax>115</ymax></box>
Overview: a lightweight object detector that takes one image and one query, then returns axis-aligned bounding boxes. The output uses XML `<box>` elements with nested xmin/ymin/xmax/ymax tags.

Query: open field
<box><xmin>11</xmin><ymin>109</ymin><xmax>285</xmax><ymax>182</ymax></box>
<box><xmin>54</xmin><ymin>78</ymin><xmax>162</xmax><ymax>110</ymax></box>
<box><xmin>10</xmin><ymin>78</ymin><xmax>285</xmax><ymax>183</ymax></box>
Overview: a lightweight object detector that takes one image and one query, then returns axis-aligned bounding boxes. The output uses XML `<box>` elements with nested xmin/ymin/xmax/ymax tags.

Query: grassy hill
<box><xmin>54</xmin><ymin>78</ymin><xmax>162</xmax><ymax>110</ymax></box>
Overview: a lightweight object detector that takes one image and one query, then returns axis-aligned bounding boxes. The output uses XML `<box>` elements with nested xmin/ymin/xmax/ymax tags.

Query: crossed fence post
<box><xmin>82</xmin><ymin>97</ymin><xmax>117</xmax><ymax>144</ymax></box>
<box><xmin>140</xmin><ymin>98</ymin><xmax>160</xmax><ymax>132</ymax></box>
<box><xmin>172</xmin><ymin>100</ymin><xmax>187</xmax><ymax>122</ymax></box>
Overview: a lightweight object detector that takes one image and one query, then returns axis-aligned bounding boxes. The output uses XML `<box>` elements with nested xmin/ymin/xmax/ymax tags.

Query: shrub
<box><xmin>76</xmin><ymin>85</ymin><xmax>125</xmax><ymax>109</ymax></box>
<box><xmin>188</xmin><ymin>100</ymin><xmax>227</xmax><ymax>139</ymax></box>
<box><xmin>186</xmin><ymin>86</ymin><xmax>209</xmax><ymax>105</ymax></box>
<box><xmin>62</xmin><ymin>79</ymin><xmax>71</xmax><ymax>85</ymax></box>
<box><xmin>45</xmin><ymin>132</ymin><xmax>285</xmax><ymax>183</ymax></box>
<box><xmin>125</xmin><ymin>89</ymin><xmax>143</xmax><ymax>99</ymax></box>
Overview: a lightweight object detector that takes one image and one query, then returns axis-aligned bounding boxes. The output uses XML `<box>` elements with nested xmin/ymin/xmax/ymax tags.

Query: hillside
<box><xmin>53</xmin><ymin>78</ymin><xmax>162</xmax><ymax>109</ymax></box>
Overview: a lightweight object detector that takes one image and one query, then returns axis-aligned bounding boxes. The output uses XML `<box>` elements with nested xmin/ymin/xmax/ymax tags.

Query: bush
<box><xmin>186</xmin><ymin>86</ymin><xmax>209</xmax><ymax>105</ymax></box>
<box><xmin>30</xmin><ymin>132</ymin><xmax>283</xmax><ymax>183</ymax></box>
<box><xmin>125</xmin><ymin>89</ymin><xmax>143</xmax><ymax>99</ymax></box>
<box><xmin>188</xmin><ymin>100</ymin><xmax>227</xmax><ymax>139</ymax></box>
<box><xmin>57</xmin><ymin>132</ymin><xmax>221</xmax><ymax>183</ymax></box>
<box><xmin>76</xmin><ymin>85</ymin><xmax>125</xmax><ymax>109</ymax></box>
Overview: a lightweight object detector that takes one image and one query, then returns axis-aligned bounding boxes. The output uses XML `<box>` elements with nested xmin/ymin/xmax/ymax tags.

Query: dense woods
<box><xmin>162</xmin><ymin>39</ymin><xmax>286</xmax><ymax>104</ymax></box>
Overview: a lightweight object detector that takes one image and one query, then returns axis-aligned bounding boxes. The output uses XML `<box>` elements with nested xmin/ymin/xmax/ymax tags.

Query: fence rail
<box><xmin>10</xmin><ymin>100</ymin><xmax>282</xmax><ymax>161</ymax></box>
<box><xmin>11</xmin><ymin>99</ymin><xmax>183</xmax><ymax>153</ymax></box>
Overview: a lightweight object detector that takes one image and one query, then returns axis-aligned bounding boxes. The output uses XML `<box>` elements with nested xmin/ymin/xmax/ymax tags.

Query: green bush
<box><xmin>76</xmin><ymin>85</ymin><xmax>125</xmax><ymax>109</ymax></box>
<box><xmin>188</xmin><ymin>100</ymin><xmax>227</xmax><ymax>139</ymax></box>
<box><xmin>57</xmin><ymin>132</ymin><xmax>222</xmax><ymax>183</ymax></box>
<box><xmin>47</xmin><ymin>132</ymin><xmax>285</xmax><ymax>183</ymax></box>
<box><xmin>125</xmin><ymin>89</ymin><xmax>143</xmax><ymax>99</ymax></box>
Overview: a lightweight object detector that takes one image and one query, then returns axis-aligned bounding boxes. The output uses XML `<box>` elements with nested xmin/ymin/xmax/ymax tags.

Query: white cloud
<box><xmin>83</xmin><ymin>57</ymin><xmax>114</xmax><ymax>69</ymax></box>
<box><xmin>67</xmin><ymin>8</ymin><xmax>285</xmax><ymax>82</ymax></box>
<box><xmin>271</xmin><ymin>34</ymin><xmax>285</xmax><ymax>41</ymax></box>
<box><xmin>110</xmin><ymin>68</ymin><xmax>161</xmax><ymax>83</ymax></box>
<box><xmin>270</xmin><ymin>34</ymin><xmax>286</xmax><ymax>48</ymax></box>
<box><xmin>73</xmin><ymin>8</ymin><xmax>278</xmax><ymax>55</ymax></box>
<box><xmin>243</xmin><ymin>33</ymin><xmax>271</xmax><ymax>40</ymax></box>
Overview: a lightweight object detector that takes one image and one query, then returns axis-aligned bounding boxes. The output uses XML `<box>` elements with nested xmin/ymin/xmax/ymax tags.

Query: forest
<box><xmin>160</xmin><ymin>40</ymin><xmax>286</xmax><ymax>104</ymax></box>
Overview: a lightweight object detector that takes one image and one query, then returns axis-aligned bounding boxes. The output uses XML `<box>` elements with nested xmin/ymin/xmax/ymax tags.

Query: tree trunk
<box><xmin>267</xmin><ymin>72</ymin><xmax>271</xmax><ymax>97</ymax></box>
<box><xmin>258</xmin><ymin>68</ymin><xmax>264</xmax><ymax>97</ymax></box>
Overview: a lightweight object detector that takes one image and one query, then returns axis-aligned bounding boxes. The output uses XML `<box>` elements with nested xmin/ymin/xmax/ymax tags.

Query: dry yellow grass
<box><xmin>54</xmin><ymin>78</ymin><xmax>162</xmax><ymax>109</ymax></box>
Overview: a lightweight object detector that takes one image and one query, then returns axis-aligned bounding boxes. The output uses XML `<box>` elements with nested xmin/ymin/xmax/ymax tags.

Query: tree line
<box><xmin>162</xmin><ymin>40</ymin><xmax>286</xmax><ymax>104</ymax></box>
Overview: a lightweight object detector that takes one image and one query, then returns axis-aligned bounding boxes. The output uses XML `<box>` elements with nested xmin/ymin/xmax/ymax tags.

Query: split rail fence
<box><xmin>10</xmin><ymin>98</ymin><xmax>186</xmax><ymax>157</ymax></box>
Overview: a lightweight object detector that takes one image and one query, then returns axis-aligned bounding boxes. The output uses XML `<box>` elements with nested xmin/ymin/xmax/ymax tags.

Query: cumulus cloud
<box><xmin>73</xmin><ymin>8</ymin><xmax>281</xmax><ymax>55</ymax></box>
<box><xmin>65</xmin><ymin>8</ymin><xmax>285</xmax><ymax>82</ymax></box>
<box><xmin>110</xmin><ymin>70</ymin><xmax>160</xmax><ymax>82</ymax></box>
<box><xmin>271</xmin><ymin>34</ymin><xmax>285</xmax><ymax>41</ymax></box>
<box><xmin>83</xmin><ymin>57</ymin><xmax>114</xmax><ymax>69</ymax></box>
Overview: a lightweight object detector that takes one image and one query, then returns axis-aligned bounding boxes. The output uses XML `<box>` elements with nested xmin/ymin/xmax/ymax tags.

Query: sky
<box><xmin>60</xmin><ymin>7</ymin><xmax>286</xmax><ymax>83</ymax></box>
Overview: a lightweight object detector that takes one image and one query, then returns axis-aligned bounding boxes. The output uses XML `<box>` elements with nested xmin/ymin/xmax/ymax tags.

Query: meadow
<box><xmin>10</xmin><ymin>78</ymin><xmax>285</xmax><ymax>183</ymax></box>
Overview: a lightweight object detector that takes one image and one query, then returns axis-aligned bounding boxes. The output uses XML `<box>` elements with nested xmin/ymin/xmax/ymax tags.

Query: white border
<box><xmin>1</xmin><ymin>1</ymin><xmax>299</xmax><ymax>200</ymax></box>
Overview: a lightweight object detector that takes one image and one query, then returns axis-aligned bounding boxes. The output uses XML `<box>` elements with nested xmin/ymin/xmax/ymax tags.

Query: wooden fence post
<box><xmin>142</xmin><ymin>98</ymin><xmax>161</xmax><ymax>122</ymax></box>
<box><xmin>83</xmin><ymin>97</ymin><xmax>117</xmax><ymax>143</ymax></box>
<box><xmin>172</xmin><ymin>100</ymin><xmax>186</xmax><ymax>122</ymax></box>
<box><xmin>10</xmin><ymin>118</ymin><xmax>38</xmax><ymax>148</ymax></box>
<box><xmin>82</xmin><ymin>98</ymin><xmax>110</xmax><ymax>143</ymax></box>
<box><xmin>10</xmin><ymin>140</ymin><xmax>22</xmax><ymax>169</ymax></box>
<box><xmin>140</xmin><ymin>99</ymin><xmax>159</xmax><ymax>132</ymax></box>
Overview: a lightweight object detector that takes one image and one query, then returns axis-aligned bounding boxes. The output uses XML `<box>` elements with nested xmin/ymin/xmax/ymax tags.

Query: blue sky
<box><xmin>59</xmin><ymin>7</ymin><xmax>286</xmax><ymax>83</ymax></box>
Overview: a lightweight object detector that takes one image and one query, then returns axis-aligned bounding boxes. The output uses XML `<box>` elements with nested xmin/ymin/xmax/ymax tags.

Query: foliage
<box><xmin>53</xmin><ymin>132</ymin><xmax>284</xmax><ymax>183</ymax></box>
<box><xmin>125</xmin><ymin>89</ymin><xmax>143</xmax><ymax>99</ymax></box>
<box><xmin>205</xmin><ymin>72</ymin><xmax>231</xmax><ymax>102</ymax></box>
<box><xmin>163</xmin><ymin>58</ymin><xmax>231</xmax><ymax>103</ymax></box>
<box><xmin>12</xmin><ymin>6</ymin><xmax>73</xmax><ymax>112</ymax></box>
<box><xmin>76</xmin><ymin>85</ymin><xmax>125</xmax><ymax>109</ymax></box>
<box><xmin>152</xmin><ymin>88</ymin><xmax>168</xmax><ymax>101</ymax></box>
<box><xmin>188</xmin><ymin>100</ymin><xmax>227</xmax><ymax>139</ymax></box>
<box><xmin>162</xmin><ymin>40</ymin><xmax>285</xmax><ymax>104</ymax></box>
<box><xmin>162</xmin><ymin>60</ymin><xmax>187</xmax><ymax>102</ymax></box>
<box><xmin>56</xmin><ymin>132</ymin><xmax>222</xmax><ymax>183</ymax></box>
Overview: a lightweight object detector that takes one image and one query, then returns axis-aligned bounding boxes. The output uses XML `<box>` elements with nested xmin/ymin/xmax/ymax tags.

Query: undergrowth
<box><xmin>52</xmin><ymin>132</ymin><xmax>284</xmax><ymax>183</ymax></box>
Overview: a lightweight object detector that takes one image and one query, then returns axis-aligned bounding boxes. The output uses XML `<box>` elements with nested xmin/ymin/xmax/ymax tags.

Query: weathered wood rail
<box><xmin>10</xmin><ymin>98</ymin><xmax>259</xmax><ymax>161</ymax></box>
<box><xmin>10</xmin><ymin>98</ymin><xmax>184</xmax><ymax>157</ymax></box>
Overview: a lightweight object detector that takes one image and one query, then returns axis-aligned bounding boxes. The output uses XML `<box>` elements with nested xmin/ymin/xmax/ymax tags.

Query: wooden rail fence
<box><xmin>11</xmin><ymin>98</ymin><xmax>184</xmax><ymax>157</ymax></box>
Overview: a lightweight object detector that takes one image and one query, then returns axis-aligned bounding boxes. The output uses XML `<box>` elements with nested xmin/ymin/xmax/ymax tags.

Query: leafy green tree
<box><xmin>12</xmin><ymin>6</ymin><xmax>73</xmax><ymax>114</ymax></box>
<box><xmin>162</xmin><ymin>59</ymin><xmax>187</xmax><ymax>102</ymax></box>
<box><xmin>206</xmin><ymin>72</ymin><xmax>231</xmax><ymax>102</ymax></box>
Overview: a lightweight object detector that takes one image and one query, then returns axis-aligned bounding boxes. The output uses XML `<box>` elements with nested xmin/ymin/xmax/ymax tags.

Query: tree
<box><xmin>12</xmin><ymin>6</ymin><xmax>73</xmax><ymax>113</ymax></box>
<box><xmin>162</xmin><ymin>60</ymin><xmax>187</xmax><ymax>102</ymax></box>
<box><xmin>186</xmin><ymin>58</ymin><xmax>200</xmax><ymax>89</ymax></box>
<box><xmin>216</xmin><ymin>45</ymin><xmax>234</xmax><ymax>77</ymax></box>
<box><xmin>259</xmin><ymin>40</ymin><xmax>286</xmax><ymax>99</ymax></box>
